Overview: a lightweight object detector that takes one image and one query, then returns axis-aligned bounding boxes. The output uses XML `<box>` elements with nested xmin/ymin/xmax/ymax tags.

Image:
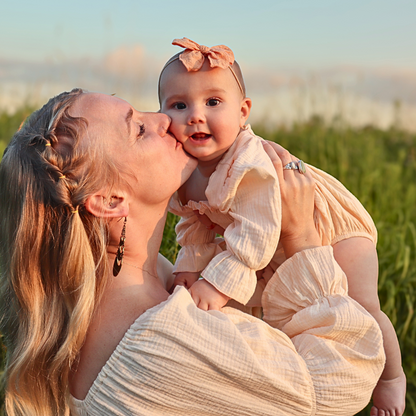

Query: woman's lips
<box><xmin>167</xmin><ymin>132</ymin><xmax>183</xmax><ymax>149</ymax></box>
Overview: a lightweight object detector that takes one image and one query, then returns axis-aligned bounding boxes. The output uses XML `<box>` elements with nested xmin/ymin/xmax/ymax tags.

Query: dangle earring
<box><xmin>113</xmin><ymin>217</ymin><xmax>127</xmax><ymax>277</ymax></box>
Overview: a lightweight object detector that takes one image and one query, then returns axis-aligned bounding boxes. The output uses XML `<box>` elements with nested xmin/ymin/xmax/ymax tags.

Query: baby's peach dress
<box><xmin>169</xmin><ymin>126</ymin><xmax>377</xmax><ymax>305</ymax></box>
<box><xmin>71</xmin><ymin>127</ymin><xmax>383</xmax><ymax>415</ymax></box>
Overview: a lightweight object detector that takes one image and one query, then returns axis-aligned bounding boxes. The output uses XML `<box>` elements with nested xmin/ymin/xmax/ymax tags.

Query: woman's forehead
<box><xmin>71</xmin><ymin>93</ymin><xmax>132</xmax><ymax>143</ymax></box>
<box><xmin>72</xmin><ymin>93</ymin><xmax>133</xmax><ymax>131</ymax></box>
<box><xmin>72</xmin><ymin>93</ymin><xmax>128</xmax><ymax>117</ymax></box>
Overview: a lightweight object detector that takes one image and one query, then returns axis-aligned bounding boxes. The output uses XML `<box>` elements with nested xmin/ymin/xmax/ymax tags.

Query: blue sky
<box><xmin>1</xmin><ymin>0</ymin><xmax>416</xmax><ymax>130</ymax></box>
<box><xmin>2</xmin><ymin>0</ymin><xmax>416</xmax><ymax>68</ymax></box>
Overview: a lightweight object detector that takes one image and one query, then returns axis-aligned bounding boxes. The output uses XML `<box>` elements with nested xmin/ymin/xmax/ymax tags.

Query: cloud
<box><xmin>1</xmin><ymin>48</ymin><xmax>415</xmax><ymax>131</ymax></box>
<box><xmin>242</xmin><ymin>64</ymin><xmax>416</xmax><ymax>130</ymax></box>
<box><xmin>103</xmin><ymin>45</ymin><xmax>146</xmax><ymax>78</ymax></box>
<box><xmin>242</xmin><ymin>64</ymin><xmax>416</xmax><ymax>105</ymax></box>
<box><xmin>0</xmin><ymin>44</ymin><xmax>163</xmax><ymax>112</ymax></box>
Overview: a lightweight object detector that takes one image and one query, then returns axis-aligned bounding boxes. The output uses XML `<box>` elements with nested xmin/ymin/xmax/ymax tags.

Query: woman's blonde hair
<box><xmin>0</xmin><ymin>89</ymin><xmax>118</xmax><ymax>415</ymax></box>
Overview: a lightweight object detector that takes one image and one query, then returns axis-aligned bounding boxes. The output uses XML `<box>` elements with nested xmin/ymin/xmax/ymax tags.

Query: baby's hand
<box><xmin>189</xmin><ymin>279</ymin><xmax>230</xmax><ymax>311</ymax></box>
<box><xmin>173</xmin><ymin>272</ymin><xmax>200</xmax><ymax>290</ymax></box>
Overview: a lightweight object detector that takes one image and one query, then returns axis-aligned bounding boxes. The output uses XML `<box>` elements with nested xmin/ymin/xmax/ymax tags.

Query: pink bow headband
<box><xmin>173</xmin><ymin>38</ymin><xmax>235</xmax><ymax>71</ymax></box>
<box><xmin>158</xmin><ymin>38</ymin><xmax>245</xmax><ymax>100</ymax></box>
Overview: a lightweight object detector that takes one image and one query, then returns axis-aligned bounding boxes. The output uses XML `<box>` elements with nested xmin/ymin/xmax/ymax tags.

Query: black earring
<box><xmin>113</xmin><ymin>217</ymin><xmax>127</xmax><ymax>277</ymax></box>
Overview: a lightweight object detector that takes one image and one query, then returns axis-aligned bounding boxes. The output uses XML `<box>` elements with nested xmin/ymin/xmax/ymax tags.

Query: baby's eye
<box><xmin>173</xmin><ymin>102</ymin><xmax>186</xmax><ymax>110</ymax></box>
<box><xmin>207</xmin><ymin>98</ymin><xmax>220</xmax><ymax>107</ymax></box>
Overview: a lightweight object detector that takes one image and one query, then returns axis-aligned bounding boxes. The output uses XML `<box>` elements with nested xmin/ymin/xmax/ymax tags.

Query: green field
<box><xmin>1</xmin><ymin>108</ymin><xmax>415</xmax><ymax>415</ymax></box>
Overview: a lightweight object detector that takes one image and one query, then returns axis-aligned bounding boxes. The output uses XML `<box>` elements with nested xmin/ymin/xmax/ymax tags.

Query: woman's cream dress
<box><xmin>72</xmin><ymin>246</ymin><xmax>384</xmax><ymax>416</ymax></box>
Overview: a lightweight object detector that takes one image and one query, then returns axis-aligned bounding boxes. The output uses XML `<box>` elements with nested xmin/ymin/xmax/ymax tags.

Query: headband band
<box><xmin>158</xmin><ymin>38</ymin><xmax>244</xmax><ymax>100</ymax></box>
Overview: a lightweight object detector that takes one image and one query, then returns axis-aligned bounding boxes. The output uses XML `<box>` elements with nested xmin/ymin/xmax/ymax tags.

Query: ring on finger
<box><xmin>283</xmin><ymin>161</ymin><xmax>298</xmax><ymax>171</ymax></box>
<box><xmin>297</xmin><ymin>160</ymin><xmax>306</xmax><ymax>174</ymax></box>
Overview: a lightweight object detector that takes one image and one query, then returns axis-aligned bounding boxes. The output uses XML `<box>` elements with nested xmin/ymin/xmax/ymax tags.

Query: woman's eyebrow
<box><xmin>125</xmin><ymin>108</ymin><xmax>133</xmax><ymax>136</ymax></box>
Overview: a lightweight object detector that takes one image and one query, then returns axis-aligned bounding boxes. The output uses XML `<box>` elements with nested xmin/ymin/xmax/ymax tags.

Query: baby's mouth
<box><xmin>191</xmin><ymin>133</ymin><xmax>212</xmax><ymax>140</ymax></box>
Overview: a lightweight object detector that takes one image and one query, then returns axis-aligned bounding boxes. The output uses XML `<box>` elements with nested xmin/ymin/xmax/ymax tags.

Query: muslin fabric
<box><xmin>169</xmin><ymin>126</ymin><xmax>377</xmax><ymax>305</ymax></box>
<box><xmin>71</xmin><ymin>246</ymin><xmax>385</xmax><ymax>416</ymax></box>
<box><xmin>170</xmin><ymin>126</ymin><xmax>282</xmax><ymax>304</ymax></box>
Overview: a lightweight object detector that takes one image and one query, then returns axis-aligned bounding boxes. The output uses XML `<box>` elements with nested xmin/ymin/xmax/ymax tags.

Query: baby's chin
<box><xmin>182</xmin><ymin>144</ymin><xmax>209</xmax><ymax>161</ymax></box>
<box><xmin>194</xmin><ymin>152</ymin><xmax>228</xmax><ymax>168</ymax></box>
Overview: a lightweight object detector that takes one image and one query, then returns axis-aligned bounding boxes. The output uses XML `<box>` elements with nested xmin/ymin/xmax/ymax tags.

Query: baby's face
<box><xmin>159</xmin><ymin>60</ymin><xmax>251</xmax><ymax>163</ymax></box>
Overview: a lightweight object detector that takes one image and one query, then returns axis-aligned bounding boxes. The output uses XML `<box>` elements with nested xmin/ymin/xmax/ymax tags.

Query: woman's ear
<box><xmin>85</xmin><ymin>193</ymin><xmax>129</xmax><ymax>218</ymax></box>
<box><xmin>240</xmin><ymin>97</ymin><xmax>252</xmax><ymax>127</ymax></box>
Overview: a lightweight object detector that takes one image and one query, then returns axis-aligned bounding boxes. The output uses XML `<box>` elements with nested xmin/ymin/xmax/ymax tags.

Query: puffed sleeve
<box><xmin>169</xmin><ymin>194</ymin><xmax>220</xmax><ymax>274</ymax></box>
<box><xmin>203</xmin><ymin>133</ymin><xmax>281</xmax><ymax>304</ymax></box>
<box><xmin>262</xmin><ymin>246</ymin><xmax>385</xmax><ymax>414</ymax></box>
<box><xmin>308</xmin><ymin>165</ymin><xmax>378</xmax><ymax>246</ymax></box>
<box><xmin>71</xmin><ymin>246</ymin><xmax>385</xmax><ymax>416</ymax></box>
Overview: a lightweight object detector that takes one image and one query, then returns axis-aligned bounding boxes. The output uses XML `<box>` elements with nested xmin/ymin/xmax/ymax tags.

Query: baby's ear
<box><xmin>85</xmin><ymin>192</ymin><xmax>129</xmax><ymax>218</ymax></box>
<box><xmin>240</xmin><ymin>97</ymin><xmax>252</xmax><ymax>127</ymax></box>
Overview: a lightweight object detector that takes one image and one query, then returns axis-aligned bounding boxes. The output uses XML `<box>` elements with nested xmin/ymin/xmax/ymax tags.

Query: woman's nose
<box><xmin>147</xmin><ymin>112</ymin><xmax>171</xmax><ymax>136</ymax></box>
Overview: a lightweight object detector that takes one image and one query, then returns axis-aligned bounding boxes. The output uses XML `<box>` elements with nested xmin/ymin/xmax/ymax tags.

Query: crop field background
<box><xmin>0</xmin><ymin>107</ymin><xmax>415</xmax><ymax>415</ymax></box>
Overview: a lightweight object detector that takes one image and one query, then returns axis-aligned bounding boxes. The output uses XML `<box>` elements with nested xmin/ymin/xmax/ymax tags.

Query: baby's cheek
<box><xmin>169</xmin><ymin>117</ymin><xmax>181</xmax><ymax>130</ymax></box>
<box><xmin>168</xmin><ymin>118</ymin><xmax>185</xmax><ymax>139</ymax></box>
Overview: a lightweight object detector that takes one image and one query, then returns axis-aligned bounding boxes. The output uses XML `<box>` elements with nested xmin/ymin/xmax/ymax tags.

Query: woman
<box><xmin>0</xmin><ymin>89</ymin><xmax>385</xmax><ymax>416</ymax></box>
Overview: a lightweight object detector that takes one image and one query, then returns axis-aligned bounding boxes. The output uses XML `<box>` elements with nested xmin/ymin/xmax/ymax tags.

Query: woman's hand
<box><xmin>262</xmin><ymin>141</ymin><xmax>321</xmax><ymax>258</ymax></box>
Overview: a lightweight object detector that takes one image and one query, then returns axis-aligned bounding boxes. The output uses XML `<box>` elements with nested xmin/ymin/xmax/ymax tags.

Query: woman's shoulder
<box><xmin>71</xmin><ymin>267</ymin><xmax>171</xmax><ymax>401</ymax></box>
<box><xmin>157</xmin><ymin>253</ymin><xmax>175</xmax><ymax>291</ymax></box>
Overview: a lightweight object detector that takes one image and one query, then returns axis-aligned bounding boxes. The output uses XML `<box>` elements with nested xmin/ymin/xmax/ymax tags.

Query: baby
<box><xmin>158</xmin><ymin>38</ymin><xmax>406</xmax><ymax>415</ymax></box>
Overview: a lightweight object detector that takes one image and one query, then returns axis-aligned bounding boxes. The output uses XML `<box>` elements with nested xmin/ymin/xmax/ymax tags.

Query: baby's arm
<box><xmin>333</xmin><ymin>237</ymin><xmax>406</xmax><ymax>416</ymax></box>
<box><xmin>180</xmin><ymin>214</ymin><xmax>230</xmax><ymax>310</ymax></box>
<box><xmin>171</xmin><ymin>208</ymin><xmax>218</xmax><ymax>276</ymax></box>
<box><xmin>173</xmin><ymin>211</ymin><xmax>226</xmax><ymax>292</ymax></box>
<box><xmin>202</xmin><ymin>164</ymin><xmax>281</xmax><ymax>305</ymax></box>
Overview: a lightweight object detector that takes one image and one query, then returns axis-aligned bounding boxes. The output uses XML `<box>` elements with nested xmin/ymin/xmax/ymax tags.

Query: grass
<box><xmin>1</xmin><ymin>109</ymin><xmax>415</xmax><ymax>415</ymax></box>
<box><xmin>251</xmin><ymin>117</ymin><xmax>416</xmax><ymax>414</ymax></box>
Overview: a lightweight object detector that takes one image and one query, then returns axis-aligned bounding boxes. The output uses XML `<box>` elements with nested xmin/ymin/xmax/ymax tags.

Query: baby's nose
<box><xmin>188</xmin><ymin>107</ymin><xmax>206</xmax><ymax>124</ymax></box>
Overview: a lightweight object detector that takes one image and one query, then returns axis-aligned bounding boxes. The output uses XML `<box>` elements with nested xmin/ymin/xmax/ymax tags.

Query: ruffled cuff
<box><xmin>173</xmin><ymin>243</ymin><xmax>223</xmax><ymax>274</ymax></box>
<box><xmin>202</xmin><ymin>251</ymin><xmax>257</xmax><ymax>305</ymax></box>
<box><xmin>262</xmin><ymin>246</ymin><xmax>348</xmax><ymax>330</ymax></box>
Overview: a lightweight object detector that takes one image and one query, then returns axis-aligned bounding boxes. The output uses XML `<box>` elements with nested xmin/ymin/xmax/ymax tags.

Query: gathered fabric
<box><xmin>169</xmin><ymin>126</ymin><xmax>377</xmax><ymax>306</ymax></box>
<box><xmin>170</xmin><ymin>126</ymin><xmax>282</xmax><ymax>305</ymax></box>
<box><xmin>172</xmin><ymin>37</ymin><xmax>235</xmax><ymax>71</ymax></box>
<box><xmin>71</xmin><ymin>246</ymin><xmax>385</xmax><ymax>416</ymax></box>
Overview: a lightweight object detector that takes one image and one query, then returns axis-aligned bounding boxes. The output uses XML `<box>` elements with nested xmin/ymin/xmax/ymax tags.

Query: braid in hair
<box><xmin>0</xmin><ymin>88</ymin><xmax>115</xmax><ymax>415</ymax></box>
